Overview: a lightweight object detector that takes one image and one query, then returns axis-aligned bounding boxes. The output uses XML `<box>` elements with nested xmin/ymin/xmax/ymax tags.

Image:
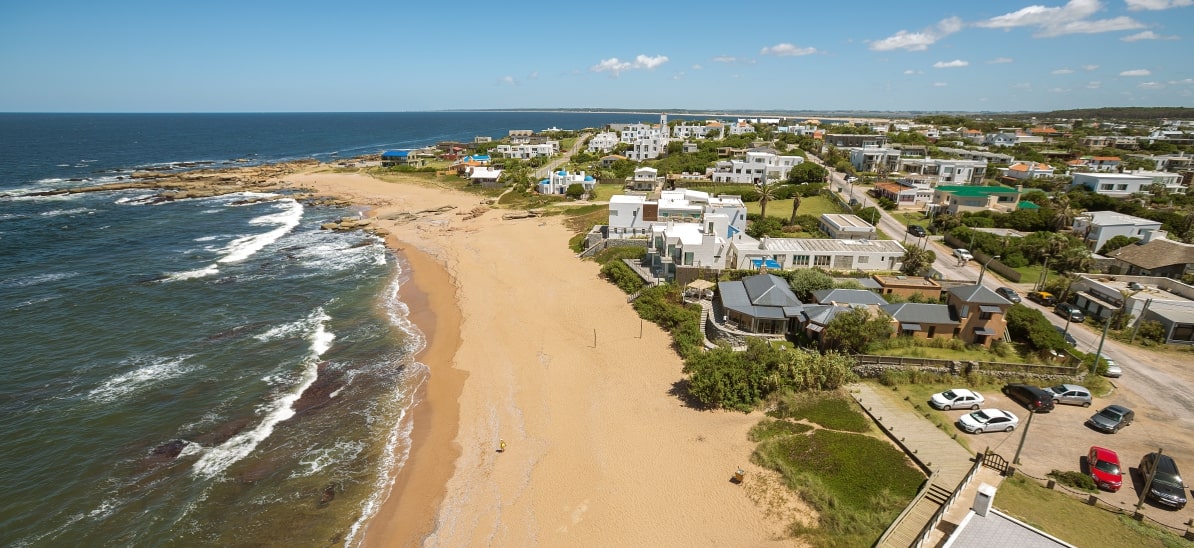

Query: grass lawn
<box><xmin>872</xmin><ymin>344</ymin><xmax>1029</xmax><ymax>363</ymax></box>
<box><xmin>749</xmin><ymin>390</ymin><xmax>924</xmax><ymax>545</ymax></box>
<box><xmin>895</xmin><ymin>211</ymin><xmax>930</xmax><ymax>228</ymax></box>
<box><xmin>996</xmin><ymin>474</ymin><xmax>1190</xmax><ymax>547</ymax></box>
<box><xmin>590</xmin><ymin>182</ymin><xmax>624</xmax><ymax>202</ymax></box>
<box><xmin>745</xmin><ymin>194</ymin><xmax>844</xmax><ymax>219</ymax></box>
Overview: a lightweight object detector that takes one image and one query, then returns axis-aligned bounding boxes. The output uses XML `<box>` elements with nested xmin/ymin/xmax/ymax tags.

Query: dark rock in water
<box><xmin>318</xmin><ymin>483</ymin><xmax>336</xmax><ymax>507</ymax></box>
<box><xmin>148</xmin><ymin>439</ymin><xmax>189</xmax><ymax>463</ymax></box>
<box><xmin>291</xmin><ymin>361</ymin><xmax>345</xmax><ymax>415</ymax></box>
<box><xmin>204</xmin><ymin>320</ymin><xmax>270</xmax><ymax>342</ymax></box>
<box><xmin>194</xmin><ymin>417</ymin><xmax>253</xmax><ymax>447</ymax></box>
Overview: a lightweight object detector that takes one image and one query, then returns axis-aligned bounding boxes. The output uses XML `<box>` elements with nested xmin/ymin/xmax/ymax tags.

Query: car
<box><xmin>1086</xmin><ymin>404</ymin><xmax>1134</xmax><ymax>433</ymax></box>
<box><xmin>1139</xmin><ymin>452</ymin><xmax>1187</xmax><ymax>509</ymax></box>
<box><xmin>907</xmin><ymin>225</ymin><xmax>927</xmax><ymax>238</ymax></box>
<box><xmin>1087</xmin><ymin>446</ymin><xmax>1123</xmax><ymax>492</ymax></box>
<box><xmin>1055</xmin><ymin>302</ymin><xmax>1086</xmax><ymax>323</ymax></box>
<box><xmin>1044</xmin><ymin>384</ymin><xmax>1092</xmax><ymax>407</ymax></box>
<box><xmin>1094</xmin><ymin>353</ymin><xmax>1122</xmax><ymax>377</ymax></box>
<box><xmin>957</xmin><ymin>409</ymin><xmax>1019</xmax><ymax>434</ymax></box>
<box><xmin>995</xmin><ymin>286</ymin><xmax>1021</xmax><ymax>303</ymax></box>
<box><xmin>954</xmin><ymin>248</ymin><xmax>974</xmax><ymax>262</ymax></box>
<box><xmin>929</xmin><ymin>388</ymin><xmax>985</xmax><ymax>410</ymax></box>
<box><xmin>1054</xmin><ymin>326</ymin><xmax>1077</xmax><ymax>347</ymax></box>
<box><xmin>1002</xmin><ymin>383</ymin><xmax>1056</xmax><ymax>413</ymax></box>
<box><xmin>1027</xmin><ymin>291</ymin><xmax>1057</xmax><ymax>306</ymax></box>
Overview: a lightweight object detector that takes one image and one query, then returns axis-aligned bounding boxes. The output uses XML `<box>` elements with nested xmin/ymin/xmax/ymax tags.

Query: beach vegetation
<box><xmin>565</xmin><ymin>183</ymin><xmax>586</xmax><ymax>199</ymax></box>
<box><xmin>631</xmin><ymin>285</ymin><xmax>704</xmax><ymax>358</ymax></box>
<box><xmin>821</xmin><ymin>308</ymin><xmax>893</xmax><ymax>354</ymax></box>
<box><xmin>600</xmin><ymin>260</ymin><xmax>647</xmax><ymax>293</ymax></box>
<box><xmin>749</xmin><ymin>391</ymin><xmax>922</xmax><ymax>546</ymax></box>
<box><xmin>684</xmin><ymin>339</ymin><xmax>857</xmax><ymax>411</ymax></box>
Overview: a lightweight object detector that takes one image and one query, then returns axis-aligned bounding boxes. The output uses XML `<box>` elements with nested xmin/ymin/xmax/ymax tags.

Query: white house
<box><xmin>1001</xmin><ymin>162</ymin><xmax>1054</xmax><ymax>180</ymax></box>
<box><xmin>587</xmin><ymin>132</ymin><xmax>620</xmax><ymax>153</ymax></box>
<box><xmin>644</xmin><ymin>221</ymin><xmax>733</xmax><ymax>280</ymax></box>
<box><xmin>728</xmin><ymin>235</ymin><xmax>905</xmax><ymax>272</ymax></box>
<box><xmin>1085</xmin><ymin>156</ymin><xmax>1122</xmax><ymax>172</ymax></box>
<box><xmin>467</xmin><ymin>166</ymin><xmax>503</xmax><ymax>187</ymax></box>
<box><xmin>538</xmin><ymin>169</ymin><xmax>595</xmax><ymax>195</ymax></box>
<box><xmin>672</xmin><ymin>123</ymin><xmax>719</xmax><ymax>140</ymax></box>
<box><xmin>848</xmin><ymin>147</ymin><xmax>902</xmax><ymax>173</ymax></box>
<box><xmin>1072</xmin><ymin>211</ymin><xmax>1163</xmax><ymax>253</ymax></box>
<box><xmin>726</xmin><ymin>121</ymin><xmax>756</xmax><ymax>135</ymax></box>
<box><xmin>607</xmin><ymin>190</ymin><xmax>748</xmax><ymax>241</ymax></box>
<box><xmin>629</xmin><ymin>166</ymin><xmax>659</xmax><ymax>191</ymax></box>
<box><xmin>1071</xmin><ymin>171</ymin><xmax>1185</xmax><ymax>197</ymax></box>
<box><xmin>899</xmin><ymin>157</ymin><xmax>987</xmax><ymax>185</ymax></box>
<box><xmin>493</xmin><ymin>142</ymin><xmax>558</xmax><ymax>159</ymax></box>
<box><xmin>819</xmin><ymin>214</ymin><xmax>877</xmax><ymax>240</ymax></box>
<box><xmin>710</xmin><ymin>150</ymin><xmax>805</xmax><ymax>184</ymax></box>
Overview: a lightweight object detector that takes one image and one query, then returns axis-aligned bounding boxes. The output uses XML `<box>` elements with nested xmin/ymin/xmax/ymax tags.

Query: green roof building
<box><xmin>932</xmin><ymin>184</ymin><xmax>1024</xmax><ymax>215</ymax></box>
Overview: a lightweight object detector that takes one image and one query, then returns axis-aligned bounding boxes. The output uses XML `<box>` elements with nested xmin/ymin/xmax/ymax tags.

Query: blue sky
<box><xmin>1</xmin><ymin>0</ymin><xmax>1192</xmax><ymax>112</ymax></box>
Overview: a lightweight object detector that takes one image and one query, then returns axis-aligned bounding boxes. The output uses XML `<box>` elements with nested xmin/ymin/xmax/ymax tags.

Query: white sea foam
<box><xmin>193</xmin><ymin>235</ymin><xmax>221</xmax><ymax>242</ymax></box>
<box><xmin>39</xmin><ymin>207</ymin><xmax>95</xmax><ymax>217</ymax></box>
<box><xmin>191</xmin><ymin>308</ymin><xmax>334</xmax><ymax>479</ymax></box>
<box><xmin>88</xmin><ymin>354</ymin><xmax>194</xmax><ymax>403</ymax></box>
<box><xmin>217</xmin><ymin>199</ymin><xmax>302</xmax><ymax>264</ymax></box>
<box><xmin>290</xmin><ymin>440</ymin><xmax>365</xmax><ymax>479</ymax></box>
<box><xmin>1</xmin><ymin>271</ymin><xmax>79</xmax><ymax>288</ymax></box>
<box><xmin>165</xmin><ymin>264</ymin><xmax>220</xmax><ymax>282</ymax></box>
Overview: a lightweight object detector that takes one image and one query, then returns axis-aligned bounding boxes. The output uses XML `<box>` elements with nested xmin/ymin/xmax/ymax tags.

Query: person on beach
<box><xmin>499</xmin><ymin>439</ymin><xmax>506</xmax><ymax>453</ymax></box>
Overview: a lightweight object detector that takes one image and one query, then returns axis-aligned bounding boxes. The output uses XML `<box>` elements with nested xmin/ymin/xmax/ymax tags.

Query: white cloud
<box><xmin>933</xmin><ymin>59</ymin><xmax>969</xmax><ymax>68</ymax></box>
<box><xmin>903</xmin><ymin>69</ymin><xmax>924</xmax><ymax>75</ymax></box>
<box><xmin>933</xmin><ymin>82</ymin><xmax>949</xmax><ymax>87</ymax></box>
<box><xmin>1125</xmin><ymin>0</ymin><xmax>1193</xmax><ymax>10</ymax></box>
<box><xmin>527</xmin><ymin>71</ymin><xmax>539</xmax><ymax>80</ymax></box>
<box><xmin>1083</xmin><ymin>64</ymin><xmax>1100</xmax><ymax>70</ymax></box>
<box><xmin>1170</xmin><ymin>78</ymin><xmax>1194</xmax><ymax>84</ymax></box>
<box><xmin>712</xmin><ymin>55</ymin><xmax>738</xmax><ymax>63</ymax></box>
<box><xmin>589</xmin><ymin>54</ymin><xmax>669</xmax><ymax>76</ymax></box>
<box><xmin>1121</xmin><ymin>30</ymin><xmax>1180</xmax><ymax>41</ymax></box>
<box><xmin>976</xmin><ymin>0</ymin><xmax>1145</xmax><ymax>37</ymax></box>
<box><xmin>1049</xmin><ymin>87</ymin><xmax>1071</xmax><ymax>92</ymax></box>
<box><xmin>1052</xmin><ymin>68</ymin><xmax>1075</xmax><ymax>74</ymax></box>
<box><xmin>1120</xmin><ymin>68</ymin><xmax>1152</xmax><ymax>76</ymax></box>
<box><xmin>1139</xmin><ymin>81</ymin><xmax>1165</xmax><ymax>88</ymax></box>
<box><xmin>869</xmin><ymin>16</ymin><xmax>962</xmax><ymax>51</ymax></box>
<box><xmin>760</xmin><ymin>43</ymin><xmax>818</xmax><ymax>56</ymax></box>
<box><xmin>1012</xmin><ymin>82</ymin><xmax>1033</xmax><ymax>89</ymax></box>
<box><xmin>1087</xmin><ymin>81</ymin><xmax>1102</xmax><ymax>88</ymax></box>
<box><xmin>988</xmin><ymin>57</ymin><xmax>1015</xmax><ymax>64</ymax></box>
<box><xmin>692</xmin><ymin>64</ymin><xmax>703</xmax><ymax>70</ymax></box>
<box><xmin>498</xmin><ymin>76</ymin><xmax>516</xmax><ymax>85</ymax></box>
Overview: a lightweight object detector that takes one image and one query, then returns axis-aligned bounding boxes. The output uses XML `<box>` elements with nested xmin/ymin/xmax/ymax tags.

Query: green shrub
<box><xmin>1048</xmin><ymin>470</ymin><xmax>1098</xmax><ymax>492</ymax></box>
<box><xmin>600</xmin><ymin>261</ymin><xmax>645</xmax><ymax>294</ymax></box>
<box><xmin>768</xmin><ymin>390</ymin><xmax>871</xmax><ymax>433</ymax></box>
<box><xmin>683</xmin><ymin>340</ymin><xmax>858</xmax><ymax>411</ymax></box>
<box><xmin>1137</xmin><ymin>320</ymin><xmax>1166</xmax><ymax>345</ymax></box>
<box><xmin>592</xmin><ymin>245</ymin><xmax>646</xmax><ymax>265</ymax></box>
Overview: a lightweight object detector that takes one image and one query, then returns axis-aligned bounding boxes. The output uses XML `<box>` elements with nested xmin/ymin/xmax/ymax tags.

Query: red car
<box><xmin>1088</xmin><ymin>446</ymin><xmax>1123</xmax><ymax>492</ymax></box>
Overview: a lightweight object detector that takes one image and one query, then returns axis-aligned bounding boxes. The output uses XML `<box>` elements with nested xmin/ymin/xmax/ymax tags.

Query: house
<box><xmin>493</xmin><ymin>142</ymin><xmax>558</xmax><ymax>159</ymax></box>
<box><xmin>848</xmin><ymin>147</ymin><xmax>902</xmax><ymax>173</ymax></box>
<box><xmin>942</xmin><ymin>484</ymin><xmax>1073</xmax><ymax>547</ymax></box>
<box><xmin>587</xmin><ymin>132</ymin><xmax>620</xmax><ymax>153</ymax></box>
<box><xmin>1069</xmin><ymin>274</ymin><xmax>1194</xmax><ymax>344</ymax></box>
<box><xmin>931</xmin><ymin>185</ymin><xmax>1023</xmax><ymax>215</ymax></box>
<box><xmin>452</xmin><ymin>154</ymin><xmax>491</xmax><ymax>175</ymax></box>
<box><xmin>1071</xmin><ymin>211</ymin><xmax>1162</xmax><ymax>253</ymax></box>
<box><xmin>961</xmin><ymin>129</ymin><xmax>985</xmax><ymax>144</ymax></box>
<box><xmin>811</xmin><ymin>288</ymin><xmax>888</xmax><ymax>306</ymax></box>
<box><xmin>946</xmin><ymin>285</ymin><xmax>1012</xmax><ymax>347</ymax></box>
<box><xmin>1105</xmin><ymin>230</ymin><xmax>1194</xmax><ymax>279</ymax></box>
<box><xmin>872</xmin><ymin>274</ymin><xmax>943</xmax><ymax>301</ymax></box>
<box><xmin>1128</xmin><ymin>152</ymin><xmax>1194</xmax><ymax>172</ymax></box>
<box><xmin>879</xmin><ymin>302</ymin><xmax>958</xmax><ymax>339</ymax></box>
<box><xmin>1081</xmin><ymin>135</ymin><xmax>1139</xmax><ymax>150</ymax></box>
<box><xmin>1071</xmin><ymin>171</ymin><xmax>1185</xmax><ymax>197</ymax></box>
<box><xmin>538</xmin><ymin>169</ymin><xmax>595</xmax><ymax>195</ymax></box>
<box><xmin>728</xmin><ymin>236</ymin><xmax>905</xmax><ymax>272</ymax></box>
<box><xmin>467</xmin><ymin>167</ymin><xmax>503</xmax><ymax>188</ymax></box>
<box><xmin>599</xmin><ymin>154</ymin><xmax>626</xmax><ymax>168</ymax></box>
<box><xmin>873</xmin><ymin>178</ymin><xmax>935</xmax><ymax>208</ymax></box>
<box><xmin>508</xmin><ymin>129</ymin><xmax>533</xmax><ymax>138</ymax></box>
<box><xmin>381</xmin><ymin>150</ymin><xmax>423</xmax><ymax>167</ymax></box>
<box><xmin>1086</xmin><ymin>156</ymin><xmax>1121</xmax><ymax>172</ymax></box>
<box><xmin>629</xmin><ymin>166</ymin><xmax>659</xmax><ymax>191</ymax></box>
<box><xmin>726</xmin><ymin>120</ymin><xmax>756</xmax><ymax>136</ymax></box>
<box><xmin>1002</xmin><ymin>162</ymin><xmax>1055</xmax><ymax>180</ymax></box>
<box><xmin>673</xmin><ymin>122</ymin><xmax>720</xmax><ymax>140</ymax></box>
<box><xmin>644</xmin><ymin>221</ymin><xmax>733</xmax><ymax>280</ymax></box>
<box><xmin>936</xmin><ymin>147</ymin><xmax>1015</xmax><ymax>165</ymax></box>
<box><xmin>819</xmin><ymin>214</ymin><xmax>877</xmax><ymax>240</ymax></box>
<box><xmin>682</xmin><ymin>142</ymin><xmax>699</xmax><ymax>153</ymax></box>
<box><xmin>619</xmin><ymin>119</ymin><xmax>670</xmax><ymax>161</ymax></box>
<box><xmin>899</xmin><ymin>157</ymin><xmax>987</xmax><ymax>185</ymax></box>
<box><xmin>710</xmin><ymin>150</ymin><xmax>805</xmax><ymax>184</ymax></box>
<box><xmin>824</xmin><ymin>134</ymin><xmax>888</xmax><ymax>148</ymax></box>
<box><xmin>715</xmin><ymin>273</ymin><xmax>804</xmax><ymax>335</ymax></box>
<box><xmin>606</xmin><ymin>190</ymin><xmax>747</xmax><ymax>241</ymax></box>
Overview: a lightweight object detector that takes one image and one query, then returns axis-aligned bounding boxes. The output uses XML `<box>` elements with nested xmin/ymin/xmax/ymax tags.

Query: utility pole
<box><xmin>1092</xmin><ymin>308</ymin><xmax>1116</xmax><ymax>373</ymax></box>
<box><xmin>1013</xmin><ymin>409</ymin><xmax>1035</xmax><ymax>465</ymax></box>
<box><xmin>1128</xmin><ymin>298</ymin><xmax>1153</xmax><ymax>344</ymax></box>
<box><xmin>1136</xmin><ymin>447</ymin><xmax>1164</xmax><ymax>511</ymax></box>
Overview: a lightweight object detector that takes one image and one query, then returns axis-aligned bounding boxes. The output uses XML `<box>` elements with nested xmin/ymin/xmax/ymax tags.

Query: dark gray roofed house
<box><xmin>716</xmin><ymin>273</ymin><xmax>803</xmax><ymax>335</ymax></box>
<box><xmin>1107</xmin><ymin>236</ymin><xmax>1194</xmax><ymax>280</ymax></box>
<box><xmin>946</xmin><ymin>284</ymin><xmax>1012</xmax><ymax>347</ymax></box>
<box><xmin>811</xmin><ymin>288</ymin><xmax>889</xmax><ymax>306</ymax></box>
<box><xmin>879</xmin><ymin>303</ymin><xmax>959</xmax><ymax>339</ymax></box>
<box><xmin>947</xmin><ymin>284</ymin><xmax>1012</xmax><ymax>306</ymax></box>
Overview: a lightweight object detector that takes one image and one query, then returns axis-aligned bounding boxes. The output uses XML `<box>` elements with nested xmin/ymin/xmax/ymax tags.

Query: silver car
<box><xmin>1044</xmin><ymin>384</ymin><xmax>1092</xmax><ymax>407</ymax></box>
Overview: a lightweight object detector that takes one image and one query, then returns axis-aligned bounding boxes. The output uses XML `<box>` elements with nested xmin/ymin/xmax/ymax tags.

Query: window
<box><xmin>683</xmin><ymin>252</ymin><xmax>694</xmax><ymax>266</ymax></box>
<box><xmin>1116</xmin><ymin>184</ymin><xmax>1128</xmax><ymax>191</ymax></box>
<box><xmin>858</xmin><ymin>256</ymin><xmax>869</xmax><ymax>264</ymax></box>
<box><xmin>1101</xmin><ymin>184</ymin><xmax>1113</xmax><ymax>191</ymax></box>
<box><xmin>793</xmin><ymin>255</ymin><xmax>810</xmax><ymax>266</ymax></box>
<box><xmin>980</xmin><ymin>311</ymin><xmax>993</xmax><ymax>320</ymax></box>
<box><xmin>814</xmin><ymin>255</ymin><xmax>831</xmax><ymax>267</ymax></box>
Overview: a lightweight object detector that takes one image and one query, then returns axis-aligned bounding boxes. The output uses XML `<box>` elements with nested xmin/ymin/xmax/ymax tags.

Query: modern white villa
<box><xmin>1071</xmin><ymin>211</ymin><xmax>1163</xmax><ymax>252</ymax></box>
<box><xmin>586</xmin><ymin>132</ymin><xmax>620</xmax><ymax>153</ymax></box>
<box><xmin>1071</xmin><ymin>171</ymin><xmax>1185</xmax><ymax>197</ymax></box>
<box><xmin>727</xmin><ymin>235</ymin><xmax>905</xmax><ymax>272</ymax></box>
<box><xmin>493</xmin><ymin>142</ymin><xmax>559</xmax><ymax>159</ymax></box>
<box><xmin>538</xmin><ymin>169</ymin><xmax>596</xmax><ymax>195</ymax></box>
<box><xmin>710</xmin><ymin>150</ymin><xmax>805</xmax><ymax>184</ymax></box>
<box><xmin>607</xmin><ymin>190</ymin><xmax>748</xmax><ymax>241</ymax></box>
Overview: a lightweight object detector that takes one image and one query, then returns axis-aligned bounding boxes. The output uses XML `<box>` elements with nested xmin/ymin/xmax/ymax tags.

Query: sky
<box><xmin>1</xmin><ymin>0</ymin><xmax>1192</xmax><ymax>113</ymax></box>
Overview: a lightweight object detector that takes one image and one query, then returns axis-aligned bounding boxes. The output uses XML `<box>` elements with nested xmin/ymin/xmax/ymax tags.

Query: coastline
<box><xmin>291</xmin><ymin>169</ymin><xmax>802</xmax><ymax>546</ymax></box>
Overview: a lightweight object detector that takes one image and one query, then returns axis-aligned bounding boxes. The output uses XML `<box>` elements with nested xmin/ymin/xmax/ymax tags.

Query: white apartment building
<box><xmin>587</xmin><ymin>132</ymin><xmax>620</xmax><ymax>153</ymax></box>
<box><xmin>607</xmin><ymin>190</ymin><xmax>748</xmax><ymax>240</ymax></box>
<box><xmin>848</xmin><ymin>147</ymin><xmax>902</xmax><ymax>173</ymax></box>
<box><xmin>899</xmin><ymin>157</ymin><xmax>987</xmax><ymax>185</ymax></box>
<box><xmin>1072</xmin><ymin>211</ymin><xmax>1163</xmax><ymax>253</ymax></box>
<box><xmin>728</xmin><ymin>235</ymin><xmax>905</xmax><ymax>272</ymax></box>
<box><xmin>710</xmin><ymin>150</ymin><xmax>805</xmax><ymax>184</ymax></box>
<box><xmin>493</xmin><ymin>142</ymin><xmax>559</xmax><ymax>159</ymax></box>
<box><xmin>538</xmin><ymin>169</ymin><xmax>595</xmax><ymax>195</ymax></box>
<box><xmin>619</xmin><ymin>121</ymin><xmax>669</xmax><ymax>161</ymax></box>
<box><xmin>1072</xmin><ymin>171</ymin><xmax>1186</xmax><ymax>197</ymax></box>
<box><xmin>672</xmin><ymin>123</ymin><xmax>718</xmax><ymax>140</ymax></box>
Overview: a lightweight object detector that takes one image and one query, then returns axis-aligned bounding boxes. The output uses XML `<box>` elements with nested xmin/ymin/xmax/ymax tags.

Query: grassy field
<box><xmin>996</xmin><ymin>474</ymin><xmax>1191</xmax><ymax>547</ymax></box>
<box><xmin>745</xmin><ymin>194</ymin><xmax>844</xmax><ymax>219</ymax></box>
<box><xmin>589</xmin><ymin>182</ymin><xmax>624</xmax><ymax>202</ymax></box>
<box><xmin>750</xmin><ymin>390</ymin><xmax>924</xmax><ymax>545</ymax></box>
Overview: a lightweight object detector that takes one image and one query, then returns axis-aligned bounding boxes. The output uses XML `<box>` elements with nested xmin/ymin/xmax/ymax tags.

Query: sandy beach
<box><xmin>292</xmin><ymin>171</ymin><xmax>806</xmax><ymax>546</ymax></box>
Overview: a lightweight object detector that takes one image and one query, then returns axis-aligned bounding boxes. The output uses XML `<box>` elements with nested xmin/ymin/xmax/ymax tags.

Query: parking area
<box><xmin>933</xmin><ymin>385</ymin><xmax>1194</xmax><ymax>528</ymax></box>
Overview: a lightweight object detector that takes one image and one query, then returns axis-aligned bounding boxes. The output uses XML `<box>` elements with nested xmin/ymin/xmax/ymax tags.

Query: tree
<box><xmin>900</xmin><ymin>246</ymin><xmax>936</xmax><ymax>276</ymax></box>
<box><xmin>1006</xmin><ymin>304</ymin><xmax>1067</xmax><ymax>352</ymax></box>
<box><xmin>1050</xmin><ymin>193</ymin><xmax>1081</xmax><ymax>231</ymax></box>
<box><xmin>787</xmin><ymin>162</ymin><xmax>828</xmax><ymax>185</ymax></box>
<box><xmin>565</xmin><ymin>183</ymin><xmax>585</xmax><ymax>199</ymax></box>
<box><xmin>821</xmin><ymin>308</ymin><xmax>893</xmax><ymax>354</ymax></box>
<box><xmin>1098</xmin><ymin>235</ymin><xmax>1140</xmax><ymax>255</ymax></box>
<box><xmin>758</xmin><ymin>175</ymin><xmax>778</xmax><ymax>219</ymax></box>
<box><xmin>783</xmin><ymin>268</ymin><xmax>835</xmax><ymax>301</ymax></box>
<box><xmin>789</xmin><ymin>194</ymin><xmax>802</xmax><ymax>225</ymax></box>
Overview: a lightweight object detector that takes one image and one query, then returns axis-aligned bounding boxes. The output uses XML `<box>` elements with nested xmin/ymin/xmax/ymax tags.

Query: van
<box><xmin>1002</xmin><ymin>383</ymin><xmax>1055</xmax><ymax>413</ymax></box>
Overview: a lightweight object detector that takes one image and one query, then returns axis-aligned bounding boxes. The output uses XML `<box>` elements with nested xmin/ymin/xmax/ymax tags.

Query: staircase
<box><xmin>878</xmin><ymin>482</ymin><xmax>953</xmax><ymax>548</ymax></box>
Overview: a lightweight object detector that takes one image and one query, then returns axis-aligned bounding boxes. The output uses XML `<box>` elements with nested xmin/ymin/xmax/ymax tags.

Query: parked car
<box><xmin>1087</xmin><ymin>404</ymin><xmax>1134</xmax><ymax>433</ymax></box>
<box><xmin>929</xmin><ymin>388</ymin><xmax>985</xmax><ymax>410</ymax></box>
<box><xmin>1139</xmin><ymin>452</ymin><xmax>1188</xmax><ymax>509</ymax></box>
<box><xmin>954</xmin><ymin>248</ymin><xmax>974</xmax><ymax>262</ymax></box>
<box><xmin>1002</xmin><ymin>383</ymin><xmax>1056</xmax><ymax>413</ymax></box>
<box><xmin>1087</xmin><ymin>446</ymin><xmax>1123</xmax><ymax>492</ymax></box>
<box><xmin>1044</xmin><ymin>384</ymin><xmax>1092</xmax><ymax>407</ymax></box>
<box><xmin>1094</xmin><ymin>353</ymin><xmax>1122</xmax><ymax>377</ymax></box>
<box><xmin>907</xmin><ymin>225</ymin><xmax>927</xmax><ymax>238</ymax></box>
<box><xmin>957</xmin><ymin>409</ymin><xmax>1019</xmax><ymax>434</ymax></box>
<box><xmin>995</xmin><ymin>287</ymin><xmax>1021</xmax><ymax>303</ymax></box>
<box><xmin>1027</xmin><ymin>291</ymin><xmax>1057</xmax><ymax>306</ymax></box>
<box><xmin>1055</xmin><ymin>302</ymin><xmax>1086</xmax><ymax>323</ymax></box>
<box><xmin>1055</xmin><ymin>326</ymin><xmax>1077</xmax><ymax>347</ymax></box>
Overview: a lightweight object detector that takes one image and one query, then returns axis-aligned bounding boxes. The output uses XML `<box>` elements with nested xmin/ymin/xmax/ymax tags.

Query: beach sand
<box><xmin>292</xmin><ymin>172</ymin><xmax>807</xmax><ymax>546</ymax></box>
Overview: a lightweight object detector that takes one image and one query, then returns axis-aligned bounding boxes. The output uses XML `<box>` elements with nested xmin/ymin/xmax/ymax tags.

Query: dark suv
<box><xmin>1002</xmin><ymin>383</ymin><xmax>1055</xmax><ymax>413</ymax></box>
<box><xmin>1139</xmin><ymin>452</ymin><xmax>1187</xmax><ymax>509</ymax></box>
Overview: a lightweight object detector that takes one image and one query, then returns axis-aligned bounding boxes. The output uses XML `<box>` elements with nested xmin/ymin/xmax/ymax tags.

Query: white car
<box><xmin>957</xmin><ymin>409</ymin><xmax>1020</xmax><ymax>434</ymax></box>
<box><xmin>954</xmin><ymin>248</ymin><xmax>974</xmax><ymax>262</ymax></box>
<box><xmin>1095</xmin><ymin>353</ymin><xmax>1122</xmax><ymax>377</ymax></box>
<box><xmin>929</xmin><ymin>388</ymin><xmax>985</xmax><ymax>410</ymax></box>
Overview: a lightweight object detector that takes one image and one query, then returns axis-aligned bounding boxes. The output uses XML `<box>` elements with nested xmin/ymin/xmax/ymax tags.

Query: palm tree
<box><xmin>1050</xmin><ymin>193</ymin><xmax>1080</xmax><ymax>231</ymax></box>
<box><xmin>758</xmin><ymin>175</ymin><xmax>777</xmax><ymax>220</ymax></box>
<box><xmin>789</xmin><ymin>194</ymin><xmax>802</xmax><ymax>225</ymax></box>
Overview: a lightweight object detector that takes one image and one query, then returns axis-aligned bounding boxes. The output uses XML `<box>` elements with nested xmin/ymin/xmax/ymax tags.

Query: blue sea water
<box><xmin>0</xmin><ymin>111</ymin><xmax>673</xmax><ymax>546</ymax></box>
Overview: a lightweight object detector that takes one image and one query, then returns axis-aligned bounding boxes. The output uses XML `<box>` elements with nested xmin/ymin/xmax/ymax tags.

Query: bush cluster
<box><xmin>600</xmin><ymin>261</ymin><xmax>645</xmax><ymax>294</ymax></box>
<box><xmin>683</xmin><ymin>339</ymin><xmax>857</xmax><ymax>411</ymax></box>
<box><xmin>1006</xmin><ymin>304</ymin><xmax>1068</xmax><ymax>353</ymax></box>
<box><xmin>1048</xmin><ymin>470</ymin><xmax>1098</xmax><ymax>492</ymax></box>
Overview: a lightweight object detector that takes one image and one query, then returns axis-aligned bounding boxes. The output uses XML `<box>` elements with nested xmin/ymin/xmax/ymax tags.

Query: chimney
<box><xmin>972</xmin><ymin>483</ymin><xmax>997</xmax><ymax>517</ymax></box>
<box><xmin>759</xmin><ymin>236</ymin><xmax>769</xmax><ymax>250</ymax></box>
<box><xmin>1141</xmin><ymin>229</ymin><xmax>1168</xmax><ymax>243</ymax></box>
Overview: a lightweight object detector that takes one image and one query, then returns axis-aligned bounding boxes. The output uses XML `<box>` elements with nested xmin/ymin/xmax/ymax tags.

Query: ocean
<box><xmin>0</xmin><ymin>111</ymin><xmax>682</xmax><ymax>546</ymax></box>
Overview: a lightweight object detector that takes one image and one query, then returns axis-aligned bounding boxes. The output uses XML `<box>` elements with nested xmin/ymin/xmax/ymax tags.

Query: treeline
<box><xmin>1011</xmin><ymin>106</ymin><xmax>1194</xmax><ymax>121</ymax></box>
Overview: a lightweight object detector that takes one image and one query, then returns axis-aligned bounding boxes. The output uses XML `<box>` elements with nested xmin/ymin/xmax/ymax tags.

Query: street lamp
<box><xmin>977</xmin><ymin>255</ymin><xmax>1000</xmax><ymax>285</ymax></box>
